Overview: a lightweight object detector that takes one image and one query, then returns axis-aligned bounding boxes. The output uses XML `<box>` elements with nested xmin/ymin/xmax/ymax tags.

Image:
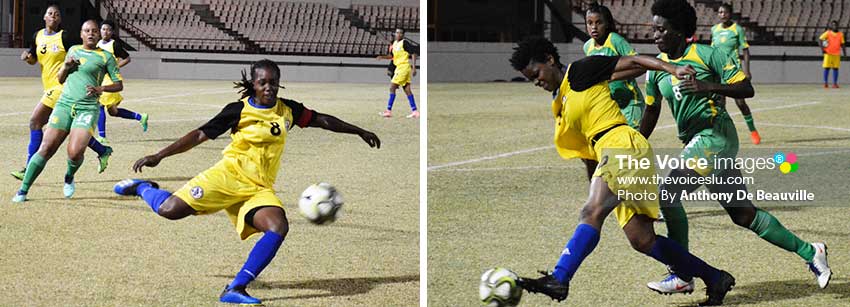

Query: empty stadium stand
<box><xmin>102</xmin><ymin>0</ymin><xmax>419</xmax><ymax>56</ymax></box>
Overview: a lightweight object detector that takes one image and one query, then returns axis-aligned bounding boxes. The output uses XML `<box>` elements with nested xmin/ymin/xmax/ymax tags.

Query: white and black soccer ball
<box><xmin>298</xmin><ymin>183</ymin><xmax>344</xmax><ymax>225</ymax></box>
<box><xmin>821</xmin><ymin>39</ymin><xmax>829</xmax><ymax>48</ymax></box>
<box><xmin>479</xmin><ymin>268</ymin><xmax>522</xmax><ymax>307</ymax></box>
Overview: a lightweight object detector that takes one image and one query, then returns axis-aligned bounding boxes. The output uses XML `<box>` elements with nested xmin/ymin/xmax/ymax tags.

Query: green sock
<box><xmin>749</xmin><ymin>209</ymin><xmax>815</xmax><ymax>262</ymax></box>
<box><xmin>65</xmin><ymin>158</ymin><xmax>83</xmax><ymax>182</ymax></box>
<box><xmin>661</xmin><ymin>201</ymin><xmax>689</xmax><ymax>250</ymax></box>
<box><xmin>20</xmin><ymin>153</ymin><xmax>48</xmax><ymax>193</ymax></box>
<box><xmin>743</xmin><ymin>114</ymin><xmax>757</xmax><ymax>132</ymax></box>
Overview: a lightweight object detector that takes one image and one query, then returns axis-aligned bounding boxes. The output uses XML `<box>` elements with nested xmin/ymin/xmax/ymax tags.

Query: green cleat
<box><xmin>12</xmin><ymin>191</ymin><xmax>27</xmax><ymax>203</ymax></box>
<box><xmin>95</xmin><ymin>135</ymin><xmax>109</xmax><ymax>146</ymax></box>
<box><xmin>10</xmin><ymin>168</ymin><xmax>25</xmax><ymax>181</ymax></box>
<box><xmin>98</xmin><ymin>146</ymin><xmax>113</xmax><ymax>174</ymax></box>
<box><xmin>140</xmin><ymin>113</ymin><xmax>149</xmax><ymax>132</ymax></box>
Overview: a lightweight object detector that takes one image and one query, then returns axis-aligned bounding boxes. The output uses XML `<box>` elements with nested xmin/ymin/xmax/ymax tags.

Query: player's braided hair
<box><xmin>586</xmin><ymin>2</ymin><xmax>618</xmax><ymax>34</ymax></box>
<box><xmin>651</xmin><ymin>0</ymin><xmax>698</xmax><ymax>38</ymax></box>
<box><xmin>509</xmin><ymin>36</ymin><xmax>561</xmax><ymax>71</ymax></box>
<box><xmin>234</xmin><ymin>59</ymin><xmax>283</xmax><ymax>99</ymax></box>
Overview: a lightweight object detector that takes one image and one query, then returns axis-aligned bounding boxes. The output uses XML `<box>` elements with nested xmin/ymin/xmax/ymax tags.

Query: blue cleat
<box><xmin>219</xmin><ymin>285</ymin><xmax>262</xmax><ymax>305</ymax></box>
<box><xmin>12</xmin><ymin>191</ymin><xmax>27</xmax><ymax>203</ymax></box>
<box><xmin>114</xmin><ymin>179</ymin><xmax>159</xmax><ymax>196</ymax></box>
<box><xmin>64</xmin><ymin>182</ymin><xmax>75</xmax><ymax>198</ymax></box>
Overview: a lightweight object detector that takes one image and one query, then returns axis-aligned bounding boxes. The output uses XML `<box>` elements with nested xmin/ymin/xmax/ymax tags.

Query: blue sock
<box><xmin>407</xmin><ymin>94</ymin><xmax>417</xmax><ymax>111</ymax></box>
<box><xmin>97</xmin><ymin>106</ymin><xmax>107</xmax><ymax>137</ymax></box>
<box><xmin>552</xmin><ymin>224</ymin><xmax>600</xmax><ymax>284</ymax></box>
<box><xmin>387</xmin><ymin>93</ymin><xmax>396</xmax><ymax>110</ymax></box>
<box><xmin>137</xmin><ymin>182</ymin><xmax>171</xmax><ymax>214</ymax></box>
<box><xmin>229</xmin><ymin>231</ymin><xmax>284</xmax><ymax>288</ymax></box>
<box><xmin>116</xmin><ymin>108</ymin><xmax>141</xmax><ymax>121</ymax></box>
<box><xmin>833</xmin><ymin>69</ymin><xmax>839</xmax><ymax>85</ymax></box>
<box><xmin>824</xmin><ymin>68</ymin><xmax>830</xmax><ymax>84</ymax></box>
<box><xmin>26</xmin><ymin>129</ymin><xmax>43</xmax><ymax>164</ymax></box>
<box><xmin>87</xmin><ymin>138</ymin><xmax>107</xmax><ymax>156</ymax></box>
<box><xmin>647</xmin><ymin>236</ymin><xmax>720</xmax><ymax>284</ymax></box>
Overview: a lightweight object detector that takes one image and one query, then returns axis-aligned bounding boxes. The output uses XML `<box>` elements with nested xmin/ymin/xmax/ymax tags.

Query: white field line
<box><xmin>428</xmin><ymin>101</ymin><xmax>830</xmax><ymax>171</ymax></box>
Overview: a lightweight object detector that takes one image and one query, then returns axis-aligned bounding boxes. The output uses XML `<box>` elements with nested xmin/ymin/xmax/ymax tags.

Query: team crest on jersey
<box><xmin>79</xmin><ymin>57</ymin><xmax>87</xmax><ymax>65</ymax></box>
<box><xmin>190</xmin><ymin>186</ymin><xmax>204</xmax><ymax>199</ymax></box>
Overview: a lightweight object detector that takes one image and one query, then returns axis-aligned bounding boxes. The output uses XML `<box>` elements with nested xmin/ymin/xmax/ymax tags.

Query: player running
<box><xmin>112</xmin><ymin>59</ymin><xmax>380</xmax><ymax>305</ymax></box>
<box><xmin>819</xmin><ymin>20</ymin><xmax>845</xmax><ymax>88</ymax></box>
<box><xmin>376</xmin><ymin>28</ymin><xmax>419</xmax><ymax>118</ymax></box>
<box><xmin>96</xmin><ymin>20</ymin><xmax>148</xmax><ymax>141</ymax></box>
<box><xmin>641</xmin><ymin>0</ymin><xmax>831</xmax><ymax>295</ymax></box>
<box><xmin>13</xmin><ymin>20</ymin><xmax>123</xmax><ymax>202</ymax></box>
<box><xmin>13</xmin><ymin>5</ymin><xmax>111</xmax><ymax>180</ymax></box>
<box><xmin>509</xmin><ymin>37</ymin><xmax>735</xmax><ymax>306</ymax></box>
<box><xmin>712</xmin><ymin>3</ymin><xmax>760</xmax><ymax>144</ymax></box>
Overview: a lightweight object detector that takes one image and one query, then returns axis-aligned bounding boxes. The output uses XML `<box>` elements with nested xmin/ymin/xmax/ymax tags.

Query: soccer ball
<box><xmin>821</xmin><ymin>40</ymin><xmax>829</xmax><ymax>48</ymax></box>
<box><xmin>479</xmin><ymin>268</ymin><xmax>522</xmax><ymax>307</ymax></box>
<box><xmin>298</xmin><ymin>183</ymin><xmax>344</xmax><ymax>225</ymax></box>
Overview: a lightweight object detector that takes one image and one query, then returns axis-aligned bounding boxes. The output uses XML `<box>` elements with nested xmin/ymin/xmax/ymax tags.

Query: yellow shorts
<box><xmin>40</xmin><ymin>85</ymin><xmax>63</xmax><ymax>108</ymax></box>
<box><xmin>174</xmin><ymin>160</ymin><xmax>284</xmax><ymax>240</ymax></box>
<box><xmin>99</xmin><ymin>91</ymin><xmax>123</xmax><ymax>108</ymax></box>
<box><xmin>591</xmin><ymin>126</ymin><xmax>660</xmax><ymax>228</ymax></box>
<box><xmin>391</xmin><ymin>63</ymin><xmax>412</xmax><ymax>86</ymax></box>
<box><xmin>823</xmin><ymin>54</ymin><xmax>841</xmax><ymax>69</ymax></box>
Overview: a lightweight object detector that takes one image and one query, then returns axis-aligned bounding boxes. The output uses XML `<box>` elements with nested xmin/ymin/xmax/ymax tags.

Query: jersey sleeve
<box><xmin>402</xmin><ymin>40</ymin><xmax>419</xmax><ymax>55</ymax></box>
<box><xmin>644</xmin><ymin>70</ymin><xmax>659</xmax><ymax>106</ymax></box>
<box><xmin>567</xmin><ymin>55</ymin><xmax>619</xmax><ymax>91</ymax></box>
<box><xmin>283</xmin><ymin>99</ymin><xmax>316</xmax><ymax>128</ymax></box>
<box><xmin>612</xmin><ymin>34</ymin><xmax>637</xmax><ymax>56</ymax></box>
<box><xmin>113</xmin><ymin>42</ymin><xmax>130</xmax><ymax>59</ymax></box>
<box><xmin>28</xmin><ymin>32</ymin><xmax>37</xmax><ymax>59</ymax></box>
<box><xmin>61</xmin><ymin>31</ymin><xmax>77</xmax><ymax>49</ymax></box>
<box><xmin>199</xmin><ymin>101</ymin><xmax>244</xmax><ymax>139</ymax></box>
<box><xmin>708</xmin><ymin>48</ymin><xmax>746</xmax><ymax>84</ymax></box>
<box><xmin>737</xmin><ymin>25</ymin><xmax>750</xmax><ymax>49</ymax></box>
<box><xmin>105</xmin><ymin>53</ymin><xmax>123</xmax><ymax>83</ymax></box>
<box><xmin>819</xmin><ymin>31</ymin><xmax>829</xmax><ymax>41</ymax></box>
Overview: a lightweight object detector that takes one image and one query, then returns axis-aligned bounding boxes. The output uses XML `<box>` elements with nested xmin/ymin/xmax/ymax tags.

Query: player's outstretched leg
<box><xmin>710</xmin><ymin>169</ymin><xmax>831</xmax><ymax>288</ymax></box>
<box><xmin>13</xmin><ymin>127</ymin><xmax>67</xmax><ymax>202</ymax></box>
<box><xmin>86</xmin><ymin>137</ymin><xmax>112</xmax><ymax>173</ymax></box>
<box><xmin>109</xmin><ymin>105</ymin><xmax>149</xmax><ymax>132</ymax></box>
<box><xmin>220</xmin><ymin>207</ymin><xmax>288</xmax><ymax>305</ymax></box>
<box><xmin>624</xmin><ymin>215</ymin><xmax>734</xmax><ymax>306</ymax></box>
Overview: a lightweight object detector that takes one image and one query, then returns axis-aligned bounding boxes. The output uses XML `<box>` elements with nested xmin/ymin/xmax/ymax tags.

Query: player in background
<box><xmin>113</xmin><ymin>60</ymin><xmax>380</xmax><ymax>305</ymax></box>
<box><xmin>509</xmin><ymin>37</ymin><xmax>735</xmax><ymax>306</ymax></box>
<box><xmin>96</xmin><ymin>20</ymin><xmax>149</xmax><ymax>141</ymax></box>
<box><xmin>13</xmin><ymin>5</ymin><xmax>111</xmax><ymax>180</ymax></box>
<box><xmin>642</xmin><ymin>0</ymin><xmax>830</xmax><ymax>295</ymax></box>
<box><xmin>376</xmin><ymin>28</ymin><xmax>419</xmax><ymax>118</ymax></box>
<box><xmin>819</xmin><ymin>20</ymin><xmax>845</xmax><ymax>88</ymax></box>
<box><xmin>712</xmin><ymin>3</ymin><xmax>760</xmax><ymax>144</ymax></box>
<box><xmin>13</xmin><ymin>20</ymin><xmax>123</xmax><ymax>202</ymax></box>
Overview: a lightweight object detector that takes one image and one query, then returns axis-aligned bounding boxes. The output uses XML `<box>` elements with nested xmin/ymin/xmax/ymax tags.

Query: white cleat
<box><xmin>647</xmin><ymin>273</ymin><xmax>694</xmax><ymax>295</ymax></box>
<box><xmin>808</xmin><ymin>242</ymin><xmax>831</xmax><ymax>289</ymax></box>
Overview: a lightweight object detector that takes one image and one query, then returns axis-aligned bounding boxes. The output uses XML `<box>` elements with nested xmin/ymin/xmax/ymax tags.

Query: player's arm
<box><xmin>133</xmin><ymin>102</ymin><xmax>242</xmax><ymax>172</ymax></box>
<box><xmin>639</xmin><ymin>71</ymin><xmax>662</xmax><ymax>139</ymax></box>
<box><xmin>611</xmin><ymin>55</ymin><xmax>695</xmax><ymax>81</ymax></box>
<box><xmin>57</xmin><ymin>52</ymin><xmax>79</xmax><ymax>84</ymax></box>
<box><xmin>741</xmin><ymin>48</ymin><xmax>751</xmax><ymax>79</ymax></box>
<box><xmin>22</xmin><ymin>32</ymin><xmax>37</xmax><ymax>65</ymax></box>
<box><xmin>114</xmin><ymin>42</ymin><xmax>131</xmax><ymax>67</ymax></box>
<box><xmin>307</xmin><ymin>113</ymin><xmax>380</xmax><ymax>148</ymax></box>
<box><xmin>679</xmin><ymin>51</ymin><xmax>754</xmax><ymax>98</ymax></box>
<box><xmin>410</xmin><ymin>53</ymin><xmax>417</xmax><ymax>76</ymax></box>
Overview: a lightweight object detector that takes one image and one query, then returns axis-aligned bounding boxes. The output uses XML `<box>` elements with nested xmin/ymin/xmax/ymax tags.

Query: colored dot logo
<box><xmin>774</xmin><ymin>152</ymin><xmax>798</xmax><ymax>174</ymax></box>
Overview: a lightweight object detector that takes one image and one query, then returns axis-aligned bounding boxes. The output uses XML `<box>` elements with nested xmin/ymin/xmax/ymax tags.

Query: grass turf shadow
<box><xmin>213</xmin><ymin>274</ymin><xmax>418</xmax><ymax>301</ymax></box>
<box><xmin>670</xmin><ymin>278</ymin><xmax>850</xmax><ymax>306</ymax></box>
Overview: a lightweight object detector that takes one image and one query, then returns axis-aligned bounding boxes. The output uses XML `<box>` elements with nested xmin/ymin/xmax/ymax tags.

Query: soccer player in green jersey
<box><xmin>712</xmin><ymin>3</ymin><xmax>760</xmax><ymax>144</ymax></box>
<box><xmin>583</xmin><ymin>3</ymin><xmax>645</xmax><ymax>130</ymax></box>
<box><xmin>640</xmin><ymin>0</ymin><xmax>830</xmax><ymax>295</ymax></box>
<box><xmin>13</xmin><ymin>20</ymin><xmax>123</xmax><ymax>202</ymax></box>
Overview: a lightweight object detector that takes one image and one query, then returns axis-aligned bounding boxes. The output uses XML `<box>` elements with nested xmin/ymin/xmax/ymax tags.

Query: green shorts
<box><xmin>48</xmin><ymin>102</ymin><xmax>99</xmax><ymax>131</ymax></box>
<box><xmin>620</xmin><ymin>101</ymin><xmax>645</xmax><ymax>130</ymax></box>
<box><xmin>680</xmin><ymin>114</ymin><xmax>739</xmax><ymax>176</ymax></box>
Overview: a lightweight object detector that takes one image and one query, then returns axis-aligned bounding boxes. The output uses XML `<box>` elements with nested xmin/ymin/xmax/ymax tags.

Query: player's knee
<box><xmin>579</xmin><ymin>203</ymin><xmax>605</xmax><ymax>225</ymax></box>
<box><xmin>267</xmin><ymin>218</ymin><xmax>289</xmax><ymax>238</ymax></box>
<box><xmin>628</xmin><ymin>233</ymin><xmax>655</xmax><ymax>254</ymax></box>
<box><xmin>108</xmin><ymin>107</ymin><xmax>119</xmax><ymax>116</ymax></box>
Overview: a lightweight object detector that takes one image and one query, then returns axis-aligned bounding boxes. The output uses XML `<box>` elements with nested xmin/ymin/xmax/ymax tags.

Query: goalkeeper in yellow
<box><xmin>508</xmin><ymin>36</ymin><xmax>735</xmax><ymax>306</ymax></box>
<box><xmin>113</xmin><ymin>59</ymin><xmax>380</xmax><ymax>305</ymax></box>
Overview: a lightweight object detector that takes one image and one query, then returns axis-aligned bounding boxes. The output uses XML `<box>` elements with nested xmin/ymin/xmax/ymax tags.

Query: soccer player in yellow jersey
<box><xmin>508</xmin><ymin>37</ymin><xmax>735</xmax><ymax>306</ymax></box>
<box><xmin>13</xmin><ymin>5</ymin><xmax>111</xmax><ymax>180</ymax></box>
<box><xmin>713</xmin><ymin>3</ymin><xmax>760</xmax><ymax>144</ymax></box>
<box><xmin>96</xmin><ymin>20</ymin><xmax>149</xmax><ymax>140</ymax></box>
<box><xmin>376</xmin><ymin>28</ymin><xmax>419</xmax><ymax>118</ymax></box>
<box><xmin>113</xmin><ymin>60</ymin><xmax>380</xmax><ymax>305</ymax></box>
<box><xmin>819</xmin><ymin>20</ymin><xmax>845</xmax><ymax>88</ymax></box>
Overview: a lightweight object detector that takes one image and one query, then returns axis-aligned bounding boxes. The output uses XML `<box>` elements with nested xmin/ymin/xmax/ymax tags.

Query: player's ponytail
<box><xmin>234</xmin><ymin>59</ymin><xmax>283</xmax><ymax>99</ymax></box>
